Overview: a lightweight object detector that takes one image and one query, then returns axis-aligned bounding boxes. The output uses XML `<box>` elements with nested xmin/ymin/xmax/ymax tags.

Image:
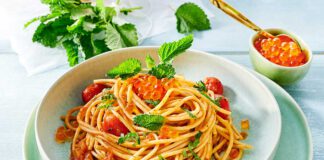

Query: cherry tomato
<box><xmin>205</xmin><ymin>77</ymin><xmax>224</xmax><ymax>95</ymax></box>
<box><xmin>82</xmin><ymin>83</ymin><xmax>106</xmax><ymax>103</ymax></box>
<box><xmin>102</xmin><ymin>114</ymin><xmax>129</xmax><ymax>136</ymax></box>
<box><xmin>218</xmin><ymin>97</ymin><xmax>231</xmax><ymax>119</ymax></box>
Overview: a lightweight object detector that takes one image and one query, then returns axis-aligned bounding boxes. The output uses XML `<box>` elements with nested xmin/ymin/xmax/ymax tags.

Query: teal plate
<box><xmin>23</xmin><ymin>73</ymin><xmax>312</xmax><ymax>160</ymax></box>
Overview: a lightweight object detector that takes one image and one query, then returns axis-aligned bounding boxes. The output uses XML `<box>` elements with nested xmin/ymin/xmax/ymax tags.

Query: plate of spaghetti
<box><xmin>35</xmin><ymin>35</ymin><xmax>281</xmax><ymax>160</ymax></box>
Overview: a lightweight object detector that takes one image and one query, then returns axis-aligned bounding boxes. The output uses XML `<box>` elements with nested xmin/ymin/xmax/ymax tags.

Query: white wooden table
<box><xmin>1</xmin><ymin>0</ymin><xmax>324</xmax><ymax>159</ymax></box>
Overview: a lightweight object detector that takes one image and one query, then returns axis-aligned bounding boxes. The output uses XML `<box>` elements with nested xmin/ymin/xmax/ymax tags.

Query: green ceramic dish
<box><xmin>23</xmin><ymin>72</ymin><xmax>312</xmax><ymax>160</ymax></box>
<box><xmin>249</xmin><ymin>28</ymin><xmax>312</xmax><ymax>85</ymax></box>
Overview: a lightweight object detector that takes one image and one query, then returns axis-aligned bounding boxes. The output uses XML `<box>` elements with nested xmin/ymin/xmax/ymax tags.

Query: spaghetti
<box><xmin>56</xmin><ymin>74</ymin><xmax>252</xmax><ymax>160</ymax></box>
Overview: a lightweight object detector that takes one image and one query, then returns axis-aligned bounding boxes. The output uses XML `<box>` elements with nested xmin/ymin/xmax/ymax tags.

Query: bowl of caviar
<box><xmin>249</xmin><ymin>28</ymin><xmax>312</xmax><ymax>85</ymax></box>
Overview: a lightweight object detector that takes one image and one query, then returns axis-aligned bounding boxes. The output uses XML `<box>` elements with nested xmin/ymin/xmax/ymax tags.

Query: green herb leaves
<box><xmin>158</xmin><ymin>34</ymin><xmax>193</xmax><ymax>63</ymax></box>
<box><xmin>98</xmin><ymin>93</ymin><xmax>115</xmax><ymax>109</ymax></box>
<box><xmin>118</xmin><ymin>132</ymin><xmax>140</xmax><ymax>145</ymax></box>
<box><xmin>145</xmin><ymin>55</ymin><xmax>155</xmax><ymax>69</ymax></box>
<box><xmin>158</xmin><ymin>155</ymin><xmax>166</xmax><ymax>160</ymax></box>
<box><xmin>194</xmin><ymin>81</ymin><xmax>207</xmax><ymax>92</ymax></box>
<box><xmin>148</xmin><ymin>34</ymin><xmax>193</xmax><ymax>79</ymax></box>
<box><xmin>107</xmin><ymin>59</ymin><xmax>142</xmax><ymax>79</ymax></box>
<box><xmin>97</xmin><ymin>102</ymin><xmax>113</xmax><ymax>109</ymax></box>
<box><xmin>148</xmin><ymin>64</ymin><xmax>176</xmax><ymax>79</ymax></box>
<box><xmin>182</xmin><ymin>108</ymin><xmax>197</xmax><ymax>119</ymax></box>
<box><xmin>105</xmin><ymin>23</ymin><xmax>138</xmax><ymax>51</ymax></box>
<box><xmin>175</xmin><ymin>2</ymin><xmax>211</xmax><ymax>34</ymax></box>
<box><xmin>101</xmin><ymin>93</ymin><xmax>115</xmax><ymax>101</ymax></box>
<box><xmin>145</xmin><ymin>100</ymin><xmax>161</xmax><ymax>107</ymax></box>
<box><xmin>32</xmin><ymin>14</ymin><xmax>73</xmax><ymax>48</ymax></box>
<box><xmin>62</xmin><ymin>40</ymin><xmax>79</xmax><ymax>66</ymax></box>
<box><xmin>194</xmin><ymin>81</ymin><xmax>220</xmax><ymax>106</ymax></box>
<box><xmin>188</xmin><ymin>131</ymin><xmax>202</xmax><ymax>160</ymax></box>
<box><xmin>26</xmin><ymin>0</ymin><xmax>140</xmax><ymax>66</ymax></box>
<box><xmin>133</xmin><ymin>114</ymin><xmax>165</xmax><ymax>131</ymax></box>
<box><xmin>106</xmin><ymin>35</ymin><xmax>194</xmax><ymax>79</ymax></box>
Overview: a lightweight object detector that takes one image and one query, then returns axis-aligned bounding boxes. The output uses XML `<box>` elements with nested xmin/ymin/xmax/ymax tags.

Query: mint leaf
<box><xmin>148</xmin><ymin>63</ymin><xmax>175</xmax><ymax>79</ymax></box>
<box><xmin>70</xmin><ymin>4</ymin><xmax>96</xmax><ymax>20</ymax></box>
<box><xmin>32</xmin><ymin>14</ymin><xmax>73</xmax><ymax>48</ymax></box>
<box><xmin>182</xmin><ymin>108</ymin><xmax>197</xmax><ymax>119</ymax></box>
<box><xmin>115</xmin><ymin>23</ymin><xmax>138</xmax><ymax>47</ymax></box>
<box><xmin>107</xmin><ymin>58</ymin><xmax>142</xmax><ymax>79</ymax></box>
<box><xmin>194</xmin><ymin>81</ymin><xmax>207</xmax><ymax>92</ymax></box>
<box><xmin>118</xmin><ymin>132</ymin><xmax>140</xmax><ymax>145</ymax></box>
<box><xmin>92</xmin><ymin>39</ymin><xmax>110</xmax><ymax>54</ymax></box>
<box><xmin>145</xmin><ymin>100</ymin><xmax>160</xmax><ymax>107</ymax></box>
<box><xmin>158</xmin><ymin>34</ymin><xmax>193</xmax><ymax>63</ymax></box>
<box><xmin>105</xmin><ymin>23</ymin><xmax>125</xmax><ymax>50</ymax></box>
<box><xmin>67</xmin><ymin>16</ymin><xmax>86</xmax><ymax>34</ymax></box>
<box><xmin>79</xmin><ymin>34</ymin><xmax>95</xmax><ymax>59</ymax></box>
<box><xmin>82</xmin><ymin>21</ymin><xmax>96</xmax><ymax>32</ymax></box>
<box><xmin>79</xmin><ymin>33</ymin><xmax>109</xmax><ymax>60</ymax></box>
<box><xmin>133</xmin><ymin>114</ymin><xmax>165</xmax><ymax>131</ymax></box>
<box><xmin>62</xmin><ymin>40</ymin><xmax>79</xmax><ymax>66</ymax></box>
<box><xmin>175</xmin><ymin>2</ymin><xmax>211</xmax><ymax>34</ymax></box>
<box><xmin>67</xmin><ymin>16</ymin><xmax>95</xmax><ymax>34</ymax></box>
<box><xmin>145</xmin><ymin>55</ymin><xmax>155</xmax><ymax>69</ymax></box>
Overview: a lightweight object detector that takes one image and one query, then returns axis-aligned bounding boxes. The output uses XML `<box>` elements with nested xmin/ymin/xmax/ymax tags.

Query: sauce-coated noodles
<box><xmin>57</xmin><ymin>74</ymin><xmax>251</xmax><ymax>160</ymax></box>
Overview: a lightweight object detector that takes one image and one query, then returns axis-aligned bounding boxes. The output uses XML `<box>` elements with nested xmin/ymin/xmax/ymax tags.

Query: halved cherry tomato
<box><xmin>205</xmin><ymin>77</ymin><xmax>224</xmax><ymax>95</ymax></box>
<box><xmin>82</xmin><ymin>83</ymin><xmax>106</xmax><ymax>103</ymax></box>
<box><xmin>102</xmin><ymin>114</ymin><xmax>129</xmax><ymax>136</ymax></box>
<box><xmin>218</xmin><ymin>97</ymin><xmax>231</xmax><ymax>119</ymax></box>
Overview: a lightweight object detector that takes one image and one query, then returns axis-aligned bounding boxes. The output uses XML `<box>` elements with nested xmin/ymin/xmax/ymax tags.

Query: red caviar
<box><xmin>127</xmin><ymin>75</ymin><xmax>177</xmax><ymax>100</ymax></box>
<box><xmin>254</xmin><ymin>35</ymin><xmax>307</xmax><ymax>67</ymax></box>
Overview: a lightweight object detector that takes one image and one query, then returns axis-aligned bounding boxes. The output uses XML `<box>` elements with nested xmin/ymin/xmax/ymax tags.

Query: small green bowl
<box><xmin>249</xmin><ymin>28</ymin><xmax>312</xmax><ymax>85</ymax></box>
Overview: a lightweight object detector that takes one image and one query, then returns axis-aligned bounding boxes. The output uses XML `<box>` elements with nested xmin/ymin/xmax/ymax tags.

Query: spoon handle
<box><xmin>210</xmin><ymin>0</ymin><xmax>274</xmax><ymax>38</ymax></box>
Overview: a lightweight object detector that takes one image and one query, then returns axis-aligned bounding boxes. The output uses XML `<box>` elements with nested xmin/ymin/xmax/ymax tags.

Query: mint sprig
<box><xmin>106</xmin><ymin>35</ymin><xmax>194</xmax><ymax>79</ymax></box>
<box><xmin>25</xmin><ymin>0</ymin><xmax>140</xmax><ymax>66</ymax></box>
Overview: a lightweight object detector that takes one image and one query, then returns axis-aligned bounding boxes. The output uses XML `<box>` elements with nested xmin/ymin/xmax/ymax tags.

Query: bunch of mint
<box><xmin>25</xmin><ymin>0</ymin><xmax>141</xmax><ymax>66</ymax></box>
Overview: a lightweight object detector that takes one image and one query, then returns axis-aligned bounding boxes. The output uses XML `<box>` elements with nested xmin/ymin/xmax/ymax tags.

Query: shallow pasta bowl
<box><xmin>35</xmin><ymin>47</ymin><xmax>281</xmax><ymax>160</ymax></box>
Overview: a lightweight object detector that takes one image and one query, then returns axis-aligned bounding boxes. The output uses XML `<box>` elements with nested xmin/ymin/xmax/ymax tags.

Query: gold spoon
<box><xmin>210</xmin><ymin>0</ymin><xmax>301</xmax><ymax>48</ymax></box>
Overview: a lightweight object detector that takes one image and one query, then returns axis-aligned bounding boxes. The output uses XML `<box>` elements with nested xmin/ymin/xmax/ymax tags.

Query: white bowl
<box><xmin>35</xmin><ymin>47</ymin><xmax>281</xmax><ymax>160</ymax></box>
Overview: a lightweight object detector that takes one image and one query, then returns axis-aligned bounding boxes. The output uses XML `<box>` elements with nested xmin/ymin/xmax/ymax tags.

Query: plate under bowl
<box><xmin>35</xmin><ymin>47</ymin><xmax>281</xmax><ymax>160</ymax></box>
